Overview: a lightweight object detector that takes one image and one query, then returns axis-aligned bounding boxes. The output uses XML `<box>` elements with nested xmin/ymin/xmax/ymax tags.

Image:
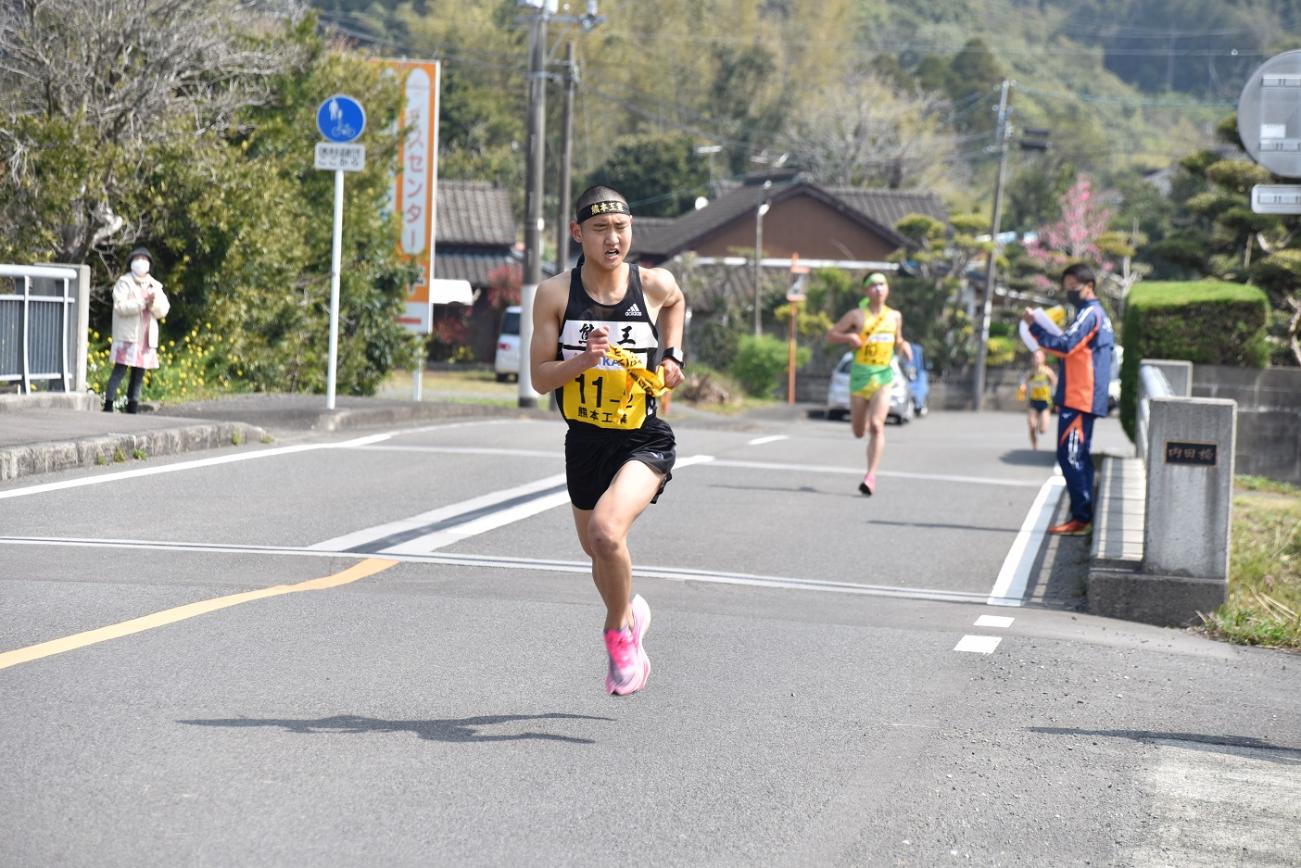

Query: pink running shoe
<box><xmin>858</xmin><ymin>472</ymin><xmax>876</xmax><ymax>496</ymax></box>
<box><xmin>630</xmin><ymin>593</ymin><xmax>652</xmax><ymax>667</ymax></box>
<box><xmin>604</xmin><ymin>596</ymin><xmax>651</xmax><ymax>696</ymax></box>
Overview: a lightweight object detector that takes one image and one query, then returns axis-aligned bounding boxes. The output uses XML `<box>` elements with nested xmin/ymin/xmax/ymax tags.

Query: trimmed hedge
<box><xmin>1120</xmin><ymin>280</ymin><xmax>1269</xmax><ymax>440</ymax></box>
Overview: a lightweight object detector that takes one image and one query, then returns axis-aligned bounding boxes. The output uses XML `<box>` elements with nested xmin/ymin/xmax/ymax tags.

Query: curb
<box><xmin>0</xmin><ymin>393</ymin><xmax>99</xmax><ymax>413</ymax></box>
<box><xmin>0</xmin><ymin>421</ymin><xmax>268</xmax><ymax>482</ymax></box>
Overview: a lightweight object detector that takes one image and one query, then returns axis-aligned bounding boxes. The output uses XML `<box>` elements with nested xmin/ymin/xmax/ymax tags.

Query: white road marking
<box><xmin>705</xmin><ymin>458</ymin><xmax>1042</xmax><ymax>489</ymax></box>
<box><xmin>340</xmin><ymin>445</ymin><xmax>559</xmax><ymax>459</ymax></box>
<box><xmin>0</xmin><ymin>420</ymin><xmax>518</xmax><ymax>502</ymax></box>
<box><xmin>746</xmin><ymin>435</ymin><xmax>789</xmax><ymax>446</ymax></box>
<box><xmin>0</xmin><ymin>442</ymin><xmax>323</xmax><ymax>501</ymax></box>
<box><xmin>309</xmin><ymin>473</ymin><xmax>568</xmax><ymax>551</ymax></box>
<box><xmin>312</xmin><ymin>453</ymin><xmax>715</xmax><ymax>555</ymax></box>
<box><xmin>1125</xmin><ymin>738</ymin><xmax>1301</xmax><ymax>865</ymax></box>
<box><xmin>0</xmin><ymin>535</ymin><xmax>994</xmax><ymax>606</ymax></box>
<box><xmin>954</xmin><ymin>635</ymin><xmax>1002</xmax><ymax>653</ymax></box>
<box><xmin>974</xmin><ymin>614</ymin><xmax>1015</xmax><ymax>628</ymax></box>
<box><xmin>379</xmin><ymin>489</ymin><xmax>573</xmax><ymax>555</ymax></box>
<box><xmin>986</xmin><ymin>472</ymin><xmax>1066</xmax><ymax>606</ymax></box>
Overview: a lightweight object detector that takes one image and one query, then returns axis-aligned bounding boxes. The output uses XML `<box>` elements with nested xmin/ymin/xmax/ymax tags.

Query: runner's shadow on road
<box><xmin>709</xmin><ymin>483</ymin><xmax>823</xmax><ymax>495</ymax></box>
<box><xmin>178</xmin><ymin>713</ymin><xmax>613</xmax><ymax>745</ymax></box>
<box><xmin>999</xmin><ymin>449</ymin><xmax>1059</xmax><ymax>467</ymax></box>
<box><xmin>1030</xmin><ymin>727</ymin><xmax>1301</xmax><ymax>765</ymax></box>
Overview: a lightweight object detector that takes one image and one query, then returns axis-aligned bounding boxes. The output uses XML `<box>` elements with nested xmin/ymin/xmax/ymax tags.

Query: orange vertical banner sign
<box><xmin>376</xmin><ymin>59</ymin><xmax>441</xmax><ymax>334</ymax></box>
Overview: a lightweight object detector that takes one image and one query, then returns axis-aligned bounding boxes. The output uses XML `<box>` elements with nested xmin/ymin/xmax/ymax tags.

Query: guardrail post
<box><xmin>72</xmin><ymin>264</ymin><xmax>89</xmax><ymax>392</ymax></box>
<box><xmin>1132</xmin><ymin>395</ymin><xmax>1236</xmax><ymax>624</ymax></box>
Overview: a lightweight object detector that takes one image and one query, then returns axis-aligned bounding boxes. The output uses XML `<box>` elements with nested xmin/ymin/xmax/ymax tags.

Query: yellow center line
<box><xmin>0</xmin><ymin>558</ymin><xmax>398</xmax><ymax>672</ymax></box>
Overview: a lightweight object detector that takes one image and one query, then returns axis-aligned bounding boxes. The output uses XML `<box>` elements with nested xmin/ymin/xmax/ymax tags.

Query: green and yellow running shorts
<box><xmin>850</xmin><ymin>363</ymin><xmax>894</xmax><ymax>400</ymax></box>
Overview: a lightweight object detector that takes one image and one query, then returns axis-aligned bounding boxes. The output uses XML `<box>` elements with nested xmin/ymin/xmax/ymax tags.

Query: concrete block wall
<box><xmin>1192</xmin><ymin>364</ymin><xmax>1301</xmax><ymax>484</ymax></box>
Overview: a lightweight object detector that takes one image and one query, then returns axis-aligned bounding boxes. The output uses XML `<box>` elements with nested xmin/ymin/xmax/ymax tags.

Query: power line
<box><xmin>1013</xmin><ymin>83</ymin><xmax>1234</xmax><ymax>109</ymax></box>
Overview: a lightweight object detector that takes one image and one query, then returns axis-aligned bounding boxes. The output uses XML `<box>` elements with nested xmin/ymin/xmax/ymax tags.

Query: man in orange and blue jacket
<box><xmin>1023</xmin><ymin>263</ymin><xmax>1115</xmax><ymax>536</ymax></box>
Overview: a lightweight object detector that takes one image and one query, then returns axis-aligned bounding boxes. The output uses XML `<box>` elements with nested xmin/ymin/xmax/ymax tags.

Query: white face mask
<box><xmin>130</xmin><ymin>258</ymin><xmax>150</xmax><ymax>277</ymax></box>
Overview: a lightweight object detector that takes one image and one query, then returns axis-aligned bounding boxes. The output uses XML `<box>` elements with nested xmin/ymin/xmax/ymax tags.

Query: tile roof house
<box><xmin>430</xmin><ymin>180</ymin><xmax>520</xmax><ymax>361</ymax></box>
<box><xmin>631</xmin><ymin>175</ymin><xmax>946</xmax><ymax>268</ymax></box>
<box><xmin>434</xmin><ymin>180</ymin><xmax>519</xmax><ymax>287</ymax></box>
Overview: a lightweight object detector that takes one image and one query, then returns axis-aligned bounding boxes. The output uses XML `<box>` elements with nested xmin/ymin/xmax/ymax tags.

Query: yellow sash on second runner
<box><xmin>854</xmin><ymin>305</ymin><xmax>897</xmax><ymax>368</ymax></box>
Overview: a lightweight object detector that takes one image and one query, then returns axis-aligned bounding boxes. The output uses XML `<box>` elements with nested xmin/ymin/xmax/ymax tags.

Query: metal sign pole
<box><xmin>326</xmin><ymin>168</ymin><xmax>344</xmax><ymax>410</ymax></box>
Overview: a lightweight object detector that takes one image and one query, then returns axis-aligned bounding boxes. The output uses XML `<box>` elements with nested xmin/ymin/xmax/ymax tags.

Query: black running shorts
<box><xmin>564</xmin><ymin>416</ymin><xmax>676</xmax><ymax>511</ymax></box>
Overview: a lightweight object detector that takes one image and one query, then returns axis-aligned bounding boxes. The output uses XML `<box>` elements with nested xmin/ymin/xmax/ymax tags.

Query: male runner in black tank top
<box><xmin>530</xmin><ymin>185</ymin><xmax>686</xmax><ymax>696</ymax></box>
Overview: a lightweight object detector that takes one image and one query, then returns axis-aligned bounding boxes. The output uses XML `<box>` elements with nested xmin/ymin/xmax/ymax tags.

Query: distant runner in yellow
<box><xmin>1020</xmin><ymin>349</ymin><xmax>1057</xmax><ymax>450</ymax></box>
<box><xmin>826</xmin><ymin>272</ymin><xmax>913</xmax><ymax>496</ymax></box>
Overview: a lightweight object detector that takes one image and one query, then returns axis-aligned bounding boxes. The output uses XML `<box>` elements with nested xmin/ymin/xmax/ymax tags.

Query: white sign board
<box><xmin>1251</xmin><ymin>184</ymin><xmax>1301</xmax><ymax>214</ymax></box>
<box><xmin>314</xmin><ymin>143</ymin><xmax>366</xmax><ymax>172</ymax></box>
<box><xmin>1238</xmin><ymin>50</ymin><xmax>1301</xmax><ymax>177</ymax></box>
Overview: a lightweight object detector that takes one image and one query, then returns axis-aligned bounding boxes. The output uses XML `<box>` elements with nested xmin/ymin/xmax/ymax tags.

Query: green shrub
<box><xmin>1120</xmin><ymin>280</ymin><xmax>1269</xmax><ymax>439</ymax></box>
<box><xmin>689</xmin><ymin>319</ymin><xmax>741</xmax><ymax>373</ymax></box>
<box><xmin>729</xmin><ymin>334</ymin><xmax>810</xmax><ymax>397</ymax></box>
<box><xmin>87</xmin><ymin>323</ymin><xmax>246</xmax><ymax>406</ymax></box>
<box><xmin>985</xmin><ymin>335</ymin><xmax>1017</xmax><ymax>367</ymax></box>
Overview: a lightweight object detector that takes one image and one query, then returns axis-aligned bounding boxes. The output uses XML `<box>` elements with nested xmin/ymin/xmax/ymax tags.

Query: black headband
<box><xmin>576</xmin><ymin>200</ymin><xmax>630</xmax><ymax>223</ymax></box>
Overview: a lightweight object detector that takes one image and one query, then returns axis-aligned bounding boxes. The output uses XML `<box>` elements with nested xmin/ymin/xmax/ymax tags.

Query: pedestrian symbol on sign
<box><xmin>316</xmin><ymin>95</ymin><xmax>366</xmax><ymax>144</ymax></box>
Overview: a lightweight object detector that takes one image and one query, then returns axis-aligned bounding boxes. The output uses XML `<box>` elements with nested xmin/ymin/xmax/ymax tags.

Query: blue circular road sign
<box><xmin>316</xmin><ymin>94</ymin><xmax>366</xmax><ymax>143</ymax></box>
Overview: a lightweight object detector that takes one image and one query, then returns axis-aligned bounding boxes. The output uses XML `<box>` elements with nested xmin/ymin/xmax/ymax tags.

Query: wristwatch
<box><xmin>662</xmin><ymin>347</ymin><xmax>686</xmax><ymax>369</ymax></box>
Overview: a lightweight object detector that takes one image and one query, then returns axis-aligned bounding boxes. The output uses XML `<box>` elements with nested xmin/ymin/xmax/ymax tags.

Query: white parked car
<box><xmin>494</xmin><ymin>305</ymin><xmax>521</xmax><ymax>382</ymax></box>
<box><xmin>825</xmin><ymin>351</ymin><xmax>913</xmax><ymax>424</ymax></box>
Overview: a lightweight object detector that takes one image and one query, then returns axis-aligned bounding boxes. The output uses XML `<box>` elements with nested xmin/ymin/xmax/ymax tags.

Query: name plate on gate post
<box><xmin>1164</xmin><ymin>440</ymin><xmax>1218</xmax><ymax>466</ymax></box>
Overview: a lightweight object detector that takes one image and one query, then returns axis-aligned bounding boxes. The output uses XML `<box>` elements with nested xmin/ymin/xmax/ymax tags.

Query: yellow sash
<box><xmin>854</xmin><ymin>306</ymin><xmax>897</xmax><ymax>367</ymax></box>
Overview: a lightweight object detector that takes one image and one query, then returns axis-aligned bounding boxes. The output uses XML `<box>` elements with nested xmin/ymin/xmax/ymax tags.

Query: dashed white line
<box><xmin>954</xmin><ymin>635</ymin><xmax>1003</xmax><ymax>654</ymax></box>
<box><xmin>746</xmin><ymin>435</ymin><xmax>789</xmax><ymax>446</ymax></box>
<box><xmin>974</xmin><ymin>615</ymin><xmax>1015</xmax><ymax>629</ymax></box>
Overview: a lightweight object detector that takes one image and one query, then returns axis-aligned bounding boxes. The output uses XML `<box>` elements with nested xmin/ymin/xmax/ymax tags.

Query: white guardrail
<box><xmin>0</xmin><ymin>264</ymin><xmax>84</xmax><ymax>393</ymax></box>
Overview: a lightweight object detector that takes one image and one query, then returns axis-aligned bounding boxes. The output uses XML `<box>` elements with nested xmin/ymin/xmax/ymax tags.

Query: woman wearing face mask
<box><xmin>103</xmin><ymin>246</ymin><xmax>170</xmax><ymax>413</ymax></box>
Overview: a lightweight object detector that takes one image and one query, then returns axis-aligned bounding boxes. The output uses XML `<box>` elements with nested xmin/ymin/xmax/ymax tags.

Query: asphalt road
<box><xmin>1</xmin><ymin>409</ymin><xmax>1297</xmax><ymax>867</ymax></box>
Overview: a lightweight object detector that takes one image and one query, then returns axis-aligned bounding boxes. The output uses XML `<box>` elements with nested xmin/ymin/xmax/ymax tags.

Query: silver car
<box><xmin>825</xmin><ymin>351</ymin><xmax>913</xmax><ymax>424</ymax></box>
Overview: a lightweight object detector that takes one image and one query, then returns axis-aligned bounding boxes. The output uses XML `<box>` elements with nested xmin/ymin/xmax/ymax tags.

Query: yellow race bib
<box><xmin>560</xmin><ymin>345</ymin><xmax>668</xmax><ymax>430</ymax></box>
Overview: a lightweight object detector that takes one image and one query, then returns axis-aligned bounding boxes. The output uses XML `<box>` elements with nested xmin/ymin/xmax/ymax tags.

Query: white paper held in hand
<box><xmin>1018</xmin><ymin>307</ymin><xmax>1063</xmax><ymax>352</ymax></box>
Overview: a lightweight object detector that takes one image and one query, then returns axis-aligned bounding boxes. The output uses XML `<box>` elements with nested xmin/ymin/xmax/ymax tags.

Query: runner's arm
<box><xmin>644</xmin><ymin>267</ymin><xmax>686</xmax><ymax>388</ymax></box>
<box><xmin>826</xmin><ymin>309</ymin><xmax>863</xmax><ymax>347</ymax></box>
<box><xmin>529</xmin><ymin>277</ymin><xmax>607</xmax><ymax>393</ymax></box>
<box><xmin>895</xmin><ymin>312</ymin><xmax>913</xmax><ymax>363</ymax></box>
<box><xmin>1030</xmin><ymin>308</ymin><xmax>1098</xmax><ymax>356</ymax></box>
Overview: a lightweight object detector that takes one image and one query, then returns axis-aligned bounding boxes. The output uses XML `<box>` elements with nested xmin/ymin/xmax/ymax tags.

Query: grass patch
<box><xmin>231</xmin><ymin>429</ymin><xmax>245</xmax><ymax>446</ymax></box>
<box><xmin>1199</xmin><ymin>476</ymin><xmax>1301</xmax><ymax>650</ymax></box>
<box><xmin>131</xmin><ymin>448</ymin><xmax>147</xmax><ymax>460</ymax></box>
<box><xmin>379</xmin><ymin>368</ymin><xmax>519</xmax><ymax>409</ymax></box>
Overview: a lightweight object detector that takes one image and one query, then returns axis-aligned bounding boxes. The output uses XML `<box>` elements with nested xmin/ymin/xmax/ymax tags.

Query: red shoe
<box><xmin>1048</xmin><ymin>519</ymin><xmax>1092</xmax><ymax>536</ymax></box>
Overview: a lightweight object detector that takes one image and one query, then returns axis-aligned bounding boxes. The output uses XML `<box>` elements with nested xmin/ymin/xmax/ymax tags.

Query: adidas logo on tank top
<box><xmin>625</xmin><ymin>303</ymin><xmax>641</xmax><ymax>318</ymax></box>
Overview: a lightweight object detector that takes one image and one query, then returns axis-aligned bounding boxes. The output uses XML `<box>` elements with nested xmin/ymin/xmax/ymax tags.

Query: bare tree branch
<box><xmin>0</xmin><ymin>0</ymin><xmax>307</xmax><ymax>261</ymax></box>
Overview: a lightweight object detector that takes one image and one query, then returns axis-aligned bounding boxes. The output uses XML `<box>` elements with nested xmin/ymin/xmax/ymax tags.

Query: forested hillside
<box><xmin>306</xmin><ymin>0</ymin><xmax>1301</xmax><ymax>223</ymax></box>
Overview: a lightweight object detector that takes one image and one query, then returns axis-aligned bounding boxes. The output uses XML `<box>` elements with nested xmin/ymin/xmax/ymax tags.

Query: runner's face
<box><xmin>573</xmin><ymin>213</ymin><xmax>632</xmax><ymax>269</ymax></box>
<box><xmin>864</xmin><ymin>281</ymin><xmax>888</xmax><ymax>304</ymax></box>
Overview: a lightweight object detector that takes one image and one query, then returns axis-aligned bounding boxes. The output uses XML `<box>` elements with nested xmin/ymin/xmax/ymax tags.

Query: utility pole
<box><xmin>555</xmin><ymin>39</ymin><xmax>577</xmax><ymax>276</ymax></box>
<box><xmin>517</xmin><ymin>6</ymin><xmax>548</xmax><ymax>408</ymax></box>
<box><xmin>753</xmin><ymin>179</ymin><xmax>771</xmax><ymax>337</ymax></box>
<box><xmin>515</xmin><ymin>0</ymin><xmax>604</xmax><ymax>408</ymax></box>
<box><xmin>973</xmin><ymin>78</ymin><xmax>1012</xmax><ymax>412</ymax></box>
